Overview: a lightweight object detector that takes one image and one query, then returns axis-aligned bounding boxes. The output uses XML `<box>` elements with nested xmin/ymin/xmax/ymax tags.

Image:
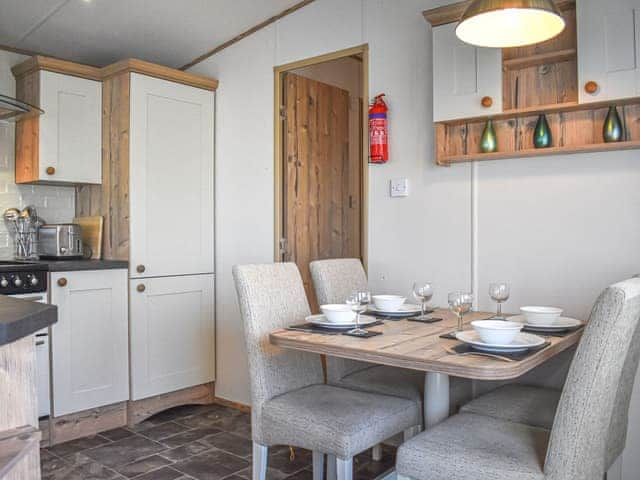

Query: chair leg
<box><xmin>252</xmin><ymin>442</ymin><xmax>268</xmax><ymax>480</ymax></box>
<box><xmin>403</xmin><ymin>425</ymin><xmax>422</xmax><ymax>442</ymax></box>
<box><xmin>312</xmin><ymin>451</ymin><xmax>324</xmax><ymax>480</ymax></box>
<box><xmin>327</xmin><ymin>454</ymin><xmax>337</xmax><ymax>480</ymax></box>
<box><xmin>336</xmin><ymin>457</ymin><xmax>353</xmax><ymax>480</ymax></box>
<box><xmin>372</xmin><ymin>443</ymin><xmax>383</xmax><ymax>461</ymax></box>
<box><xmin>397</xmin><ymin>476</ymin><xmax>412</xmax><ymax>480</ymax></box>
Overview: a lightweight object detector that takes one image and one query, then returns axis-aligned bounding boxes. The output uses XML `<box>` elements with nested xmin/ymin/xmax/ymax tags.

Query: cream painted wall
<box><xmin>190</xmin><ymin>1</ymin><xmax>640</xmax><ymax>477</ymax></box>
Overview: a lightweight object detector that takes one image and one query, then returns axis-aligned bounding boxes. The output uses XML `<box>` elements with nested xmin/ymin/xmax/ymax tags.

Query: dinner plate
<box><xmin>455</xmin><ymin>330</ymin><xmax>546</xmax><ymax>353</ymax></box>
<box><xmin>368</xmin><ymin>304</ymin><xmax>426</xmax><ymax>316</ymax></box>
<box><xmin>306</xmin><ymin>314</ymin><xmax>379</xmax><ymax>329</ymax></box>
<box><xmin>509</xmin><ymin>314</ymin><xmax>582</xmax><ymax>331</ymax></box>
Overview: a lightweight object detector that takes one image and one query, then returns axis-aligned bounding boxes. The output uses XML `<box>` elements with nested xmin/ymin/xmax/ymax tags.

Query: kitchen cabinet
<box><xmin>129</xmin><ymin>274</ymin><xmax>215</xmax><ymax>400</ymax></box>
<box><xmin>50</xmin><ymin>269</ymin><xmax>128</xmax><ymax>416</ymax></box>
<box><xmin>13</xmin><ymin>57</ymin><xmax>102</xmax><ymax>184</ymax></box>
<box><xmin>129</xmin><ymin>73</ymin><xmax>214</xmax><ymax>278</ymax></box>
<box><xmin>578</xmin><ymin>0</ymin><xmax>640</xmax><ymax>103</ymax></box>
<box><xmin>432</xmin><ymin>22</ymin><xmax>502</xmax><ymax>122</ymax></box>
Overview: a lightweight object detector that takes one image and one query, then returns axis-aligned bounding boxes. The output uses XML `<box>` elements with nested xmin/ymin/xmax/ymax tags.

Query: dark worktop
<box><xmin>32</xmin><ymin>259</ymin><xmax>129</xmax><ymax>272</ymax></box>
<box><xmin>0</xmin><ymin>295</ymin><xmax>57</xmax><ymax>346</ymax></box>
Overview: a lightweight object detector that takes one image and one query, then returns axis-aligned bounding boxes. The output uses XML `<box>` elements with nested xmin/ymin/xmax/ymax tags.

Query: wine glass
<box><xmin>448</xmin><ymin>291</ymin><xmax>473</xmax><ymax>333</ymax></box>
<box><xmin>489</xmin><ymin>283</ymin><xmax>510</xmax><ymax>320</ymax></box>
<box><xmin>412</xmin><ymin>282</ymin><xmax>434</xmax><ymax>319</ymax></box>
<box><xmin>346</xmin><ymin>291</ymin><xmax>371</xmax><ymax>335</ymax></box>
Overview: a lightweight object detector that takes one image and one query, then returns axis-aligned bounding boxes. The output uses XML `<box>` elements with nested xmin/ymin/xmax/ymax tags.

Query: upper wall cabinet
<box><xmin>13</xmin><ymin>57</ymin><xmax>102</xmax><ymax>185</ymax></box>
<box><xmin>578</xmin><ymin>0</ymin><xmax>640</xmax><ymax>103</ymax></box>
<box><xmin>433</xmin><ymin>22</ymin><xmax>502</xmax><ymax>122</ymax></box>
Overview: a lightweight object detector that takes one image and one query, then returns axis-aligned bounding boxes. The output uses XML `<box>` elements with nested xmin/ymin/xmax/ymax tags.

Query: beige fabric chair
<box><xmin>396</xmin><ymin>277</ymin><xmax>640</xmax><ymax>479</ymax></box>
<box><xmin>233</xmin><ymin>262</ymin><xmax>422</xmax><ymax>480</ymax></box>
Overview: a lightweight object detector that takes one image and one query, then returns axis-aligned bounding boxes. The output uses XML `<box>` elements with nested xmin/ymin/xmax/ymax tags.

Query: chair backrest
<box><xmin>545</xmin><ymin>278</ymin><xmax>640</xmax><ymax>479</ymax></box>
<box><xmin>233</xmin><ymin>263</ymin><xmax>324</xmax><ymax>444</ymax></box>
<box><xmin>309</xmin><ymin>258</ymin><xmax>371</xmax><ymax>382</ymax></box>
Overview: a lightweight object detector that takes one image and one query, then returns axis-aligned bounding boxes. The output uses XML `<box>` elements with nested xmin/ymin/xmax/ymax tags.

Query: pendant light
<box><xmin>456</xmin><ymin>0</ymin><xmax>565</xmax><ymax>48</ymax></box>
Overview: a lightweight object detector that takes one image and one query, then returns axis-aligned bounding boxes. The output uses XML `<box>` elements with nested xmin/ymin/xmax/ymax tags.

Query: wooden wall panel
<box><xmin>76</xmin><ymin>72</ymin><xmax>130</xmax><ymax>261</ymax></box>
<box><xmin>14</xmin><ymin>71</ymin><xmax>40</xmax><ymax>184</ymax></box>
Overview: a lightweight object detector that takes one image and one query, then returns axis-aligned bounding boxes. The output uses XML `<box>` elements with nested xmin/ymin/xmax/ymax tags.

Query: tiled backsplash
<box><xmin>0</xmin><ymin>122</ymin><xmax>75</xmax><ymax>259</ymax></box>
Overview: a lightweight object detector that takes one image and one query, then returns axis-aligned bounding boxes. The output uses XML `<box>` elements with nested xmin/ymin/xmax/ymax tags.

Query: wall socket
<box><xmin>390</xmin><ymin>178</ymin><xmax>409</xmax><ymax>197</ymax></box>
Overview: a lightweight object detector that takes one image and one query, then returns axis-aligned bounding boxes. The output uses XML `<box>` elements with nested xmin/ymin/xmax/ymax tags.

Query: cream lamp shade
<box><xmin>455</xmin><ymin>0</ymin><xmax>566</xmax><ymax>48</ymax></box>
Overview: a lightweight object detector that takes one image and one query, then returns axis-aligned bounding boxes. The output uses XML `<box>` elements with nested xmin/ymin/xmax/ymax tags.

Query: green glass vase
<box><xmin>533</xmin><ymin>114</ymin><xmax>552</xmax><ymax>148</ymax></box>
<box><xmin>603</xmin><ymin>105</ymin><xmax>623</xmax><ymax>143</ymax></box>
<box><xmin>480</xmin><ymin>119</ymin><xmax>497</xmax><ymax>153</ymax></box>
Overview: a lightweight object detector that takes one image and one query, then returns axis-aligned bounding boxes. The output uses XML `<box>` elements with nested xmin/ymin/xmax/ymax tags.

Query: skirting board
<box><xmin>127</xmin><ymin>382</ymin><xmax>215</xmax><ymax>427</ymax></box>
<box><xmin>45</xmin><ymin>401</ymin><xmax>127</xmax><ymax>446</ymax></box>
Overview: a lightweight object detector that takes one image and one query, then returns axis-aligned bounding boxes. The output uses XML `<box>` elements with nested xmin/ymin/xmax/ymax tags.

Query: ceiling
<box><xmin>0</xmin><ymin>0</ymin><xmax>304</xmax><ymax>69</ymax></box>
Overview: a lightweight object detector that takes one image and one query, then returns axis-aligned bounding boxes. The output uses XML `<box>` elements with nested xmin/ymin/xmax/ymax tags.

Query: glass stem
<box><xmin>356</xmin><ymin>311</ymin><xmax>360</xmax><ymax>330</ymax></box>
<box><xmin>421</xmin><ymin>300</ymin><xmax>425</xmax><ymax>319</ymax></box>
<box><xmin>497</xmin><ymin>302</ymin><xmax>502</xmax><ymax>318</ymax></box>
<box><xmin>458</xmin><ymin>312</ymin><xmax>463</xmax><ymax>332</ymax></box>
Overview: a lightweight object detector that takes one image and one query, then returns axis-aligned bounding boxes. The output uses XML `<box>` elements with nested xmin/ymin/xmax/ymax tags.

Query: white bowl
<box><xmin>320</xmin><ymin>304</ymin><xmax>356</xmax><ymax>323</ymax></box>
<box><xmin>372</xmin><ymin>295</ymin><xmax>406</xmax><ymax>312</ymax></box>
<box><xmin>471</xmin><ymin>320</ymin><xmax>523</xmax><ymax>345</ymax></box>
<box><xmin>520</xmin><ymin>306</ymin><xmax>563</xmax><ymax>326</ymax></box>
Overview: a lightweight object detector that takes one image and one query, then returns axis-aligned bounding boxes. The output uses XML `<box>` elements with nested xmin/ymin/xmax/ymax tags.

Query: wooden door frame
<box><xmin>273</xmin><ymin>44</ymin><xmax>369</xmax><ymax>269</ymax></box>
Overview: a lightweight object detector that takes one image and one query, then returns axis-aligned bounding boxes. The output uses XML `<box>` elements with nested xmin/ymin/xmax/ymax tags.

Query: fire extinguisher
<box><xmin>369</xmin><ymin>93</ymin><xmax>389</xmax><ymax>163</ymax></box>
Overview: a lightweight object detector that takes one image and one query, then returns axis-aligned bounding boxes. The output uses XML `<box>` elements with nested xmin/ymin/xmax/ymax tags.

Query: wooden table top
<box><xmin>269</xmin><ymin>309</ymin><xmax>583</xmax><ymax>380</ymax></box>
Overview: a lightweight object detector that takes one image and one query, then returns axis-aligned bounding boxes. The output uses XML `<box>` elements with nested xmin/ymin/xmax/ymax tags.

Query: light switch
<box><xmin>390</xmin><ymin>178</ymin><xmax>409</xmax><ymax>197</ymax></box>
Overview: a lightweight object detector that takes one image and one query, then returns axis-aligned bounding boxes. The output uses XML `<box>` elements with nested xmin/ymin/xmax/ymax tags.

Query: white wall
<box><xmin>190</xmin><ymin>1</ymin><xmax>640</xmax><ymax>476</ymax></box>
<box><xmin>0</xmin><ymin>50</ymin><xmax>76</xmax><ymax>258</ymax></box>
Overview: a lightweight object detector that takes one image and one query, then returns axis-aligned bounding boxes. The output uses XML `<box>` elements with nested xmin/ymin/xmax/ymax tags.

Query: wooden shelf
<box><xmin>438</xmin><ymin>140</ymin><xmax>640</xmax><ymax>165</ymax></box>
<box><xmin>503</xmin><ymin>48</ymin><xmax>577</xmax><ymax>71</ymax></box>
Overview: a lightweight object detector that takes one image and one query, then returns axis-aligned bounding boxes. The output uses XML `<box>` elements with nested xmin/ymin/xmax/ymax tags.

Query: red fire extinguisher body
<box><xmin>369</xmin><ymin>94</ymin><xmax>389</xmax><ymax>163</ymax></box>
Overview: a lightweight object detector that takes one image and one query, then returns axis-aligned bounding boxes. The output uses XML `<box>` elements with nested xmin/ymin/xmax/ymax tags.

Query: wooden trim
<box><xmin>101</xmin><ymin>58</ymin><xmax>218</xmax><ymax>91</ymax></box>
<box><xmin>46</xmin><ymin>402</ymin><xmax>127</xmax><ymax>446</ymax></box>
<box><xmin>11</xmin><ymin>55</ymin><xmax>102</xmax><ymax>81</ymax></box>
<box><xmin>273</xmin><ymin>44</ymin><xmax>369</xmax><ymax>265</ymax></box>
<box><xmin>126</xmin><ymin>382</ymin><xmax>215</xmax><ymax>427</ymax></box>
<box><xmin>0</xmin><ymin>43</ymin><xmax>52</xmax><ymax>59</ymax></box>
<box><xmin>212</xmin><ymin>396</ymin><xmax>251</xmax><ymax>413</ymax></box>
<box><xmin>179</xmin><ymin>0</ymin><xmax>317</xmax><ymax>71</ymax></box>
<box><xmin>423</xmin><ymin>0</ymin><xmax>575</xmax><ymax>27</ymax></box>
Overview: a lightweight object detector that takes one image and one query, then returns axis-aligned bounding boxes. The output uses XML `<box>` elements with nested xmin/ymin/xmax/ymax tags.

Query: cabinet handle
<box><xmin>57</xmin><ymin>278</ymin><xmax>68</xmax><ymax>287</ymax></box>
<box><xmin>481</xmin><ymin>96</ymin><xmax>493</xmax><ymax>108</ymax></box>
<box><xmin>46</xmin><ymin>166</ymin><xmax>56</xmax><ymax>175</ymax></box>
<box><xmin>584</xmin><ymin>81</ymin><xmax>599</xmax><ymax>95</ymax></box>
<box><xmin>137</xmin><ymin>284</ymin><xmax>146</xmax><ymax>293</ymax></box>
<box><xmin>136</xmin><ymin>264</ymin><xmax>146</xmax><ymax>273</ymax></box>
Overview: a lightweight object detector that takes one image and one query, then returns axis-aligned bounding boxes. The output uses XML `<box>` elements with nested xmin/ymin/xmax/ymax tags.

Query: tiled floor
<box><xmin>40</xmin><ymin>403</ymin><xmax>396</xmax><ymax>480</ymax></box>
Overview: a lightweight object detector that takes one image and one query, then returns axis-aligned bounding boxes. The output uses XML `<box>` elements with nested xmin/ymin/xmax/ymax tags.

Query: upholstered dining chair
<box><xmin>233</xmin><ymin>262</ymin><xmax>422</xmax><ymax>480</ymax></box>
<box><xmin>396</xmin><ymin>277</ymin><xmax>640</xmax><ymax>480</ymax></box>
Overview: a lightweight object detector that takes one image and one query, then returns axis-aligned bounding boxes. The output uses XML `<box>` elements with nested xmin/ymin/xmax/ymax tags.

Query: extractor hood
<box><xmin>0</xmin><ymin>93</ymin><xmax>43</xmax><ymax>122</ymax></box>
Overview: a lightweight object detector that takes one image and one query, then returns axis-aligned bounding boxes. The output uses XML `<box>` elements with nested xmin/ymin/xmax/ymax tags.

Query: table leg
<box><xmin>424</xmin><ymin>372</ymin><xmax>449</xmax><ymax>428</ymax></box>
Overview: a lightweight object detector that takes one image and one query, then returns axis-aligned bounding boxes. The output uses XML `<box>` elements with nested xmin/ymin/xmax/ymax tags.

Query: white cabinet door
<box><xmin>129</xmin><ymin>74</ymin><xmax>214</xmax><ymax>278</ymax></box>
<box><xmin>50</xmin><ymin>269</ymin><xmax>128</xmax><ymax>416</ymax></box>
<box><xmin>129</xmin><ymin>274</ymin><xmax>215</xmax><ymax>400</ymax></box>
<box><xmin>39</xmin><ymin>71</ymin><xmax>102</xmax><ymax>184</ymax></box>
<box><xmin>433</xmin><ymin>22</ymin><xmax>502</xmax><ymax>122</ymax></box>
<box><xmin>578</xmin><ymin>0</ymin><xmax>640</xmax><ymax>103</ymax></box>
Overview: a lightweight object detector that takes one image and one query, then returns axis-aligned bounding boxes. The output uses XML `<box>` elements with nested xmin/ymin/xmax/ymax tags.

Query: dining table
<box><xmin>269</xmin><ymin>308</ymin><xmax>583</xmax><ymax>432</ymax></box>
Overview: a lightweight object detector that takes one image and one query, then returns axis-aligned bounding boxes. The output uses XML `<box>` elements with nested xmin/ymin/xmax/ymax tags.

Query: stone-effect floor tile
<box><xmin>138</xmin><ymin>421</ymin><xmax>189</xmax><ymax>441</ymax></box>
<box><xmin>47</xmin><ymin>434</ymin><xmax>111</xmax><ymax>458</ymax></box>
<box><xmin>283</xmin><ymin>468</ymin><xmax>314</xmax><ymax>480</ymax></box>
<box><xmin>209</xmin><ymin>413</ymin><xmax>252</xmax><ymax>439</ymax></box>
<box><xmin>201</xmin><ymin>431</ymin><xmax>252</xmax><ymax>457</ymax></box>
<box><xmin>267</xmin><ymin>446</ymin><xmax>312</xmax><ymax>475</ymax></box>
<box><xmin>172</xmin><ymin>448</ymin><xmax>250</xmax><ymax>480</ymax></box>
<box><xmin>233</xmin><ymin>466</ymin><xmax>290</xmax><ymax>480</ymax></box>
<box><xmin>133</xmin><ymin>466</ymin><xmax>185</xmax><ymax>480</ymax></box>
<box><xmin>115</xmin><ymin>454</ymin><xmax>172</xmax><ymax>478</ymax></box>
<box><xmin>40</xmin><ymin>449</ymin><xmax>70</xmax><ymax>478</ymax></box>
<box><xmin>160</xmin><ymin>427</ymin><xmax>222</xmax><ymax>449</ymax></box>
<box><xmin>101</xmin><ymin>428</ymin><xmax>135</xmax><ymax>442</ymax></box>
<box><xmin>82</xmin><ymin>434</ymin><xmax>166</xmax><ymax>469</ymax></box>
<box><xmin>42</xmin><ymin>459</ymin><xmax>124</xmax><ymax>480</ymax></box>
<box><xmin>159</xmin><ymin>440</ymin><xmax>212</xmax><ymax>461</ymax></box>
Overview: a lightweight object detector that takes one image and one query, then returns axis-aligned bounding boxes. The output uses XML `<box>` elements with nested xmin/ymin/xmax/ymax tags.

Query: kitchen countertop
<box><xmin>3</xmin><ymin>259</ymin><xmax>129</xmax><ymax>272</ymax></box>
<box><xmin>0</xmin><ymin>295</ymin><xmax>57</xmax><ymax>346</ymax></box>
<box><xmin>32</xmin><ymin>259</ymin><xmax>129</xmax><ymax>272</ymax></box>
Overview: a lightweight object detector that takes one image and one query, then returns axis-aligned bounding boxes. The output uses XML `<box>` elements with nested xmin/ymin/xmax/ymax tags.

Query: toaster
<box><xmin>38</xmin><ymin>224</ymin><xmax>84</xmax><ymax>259</ymax></box>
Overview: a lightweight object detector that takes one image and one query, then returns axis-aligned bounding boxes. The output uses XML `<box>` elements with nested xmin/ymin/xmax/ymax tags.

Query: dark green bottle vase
<box><xmin>533</xmin><ymin>114</ymin><xmax>552</xmax><ymax>148</ymax></box>
<box><xmin>480</xmin><ymin>119</ymin><xmax>497</xmax><ymax>153</ymax></box>
<box><xmin>603</xmin><ymin>105</ymin><xmax>623</xmax><ymax>143</ymax></box>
